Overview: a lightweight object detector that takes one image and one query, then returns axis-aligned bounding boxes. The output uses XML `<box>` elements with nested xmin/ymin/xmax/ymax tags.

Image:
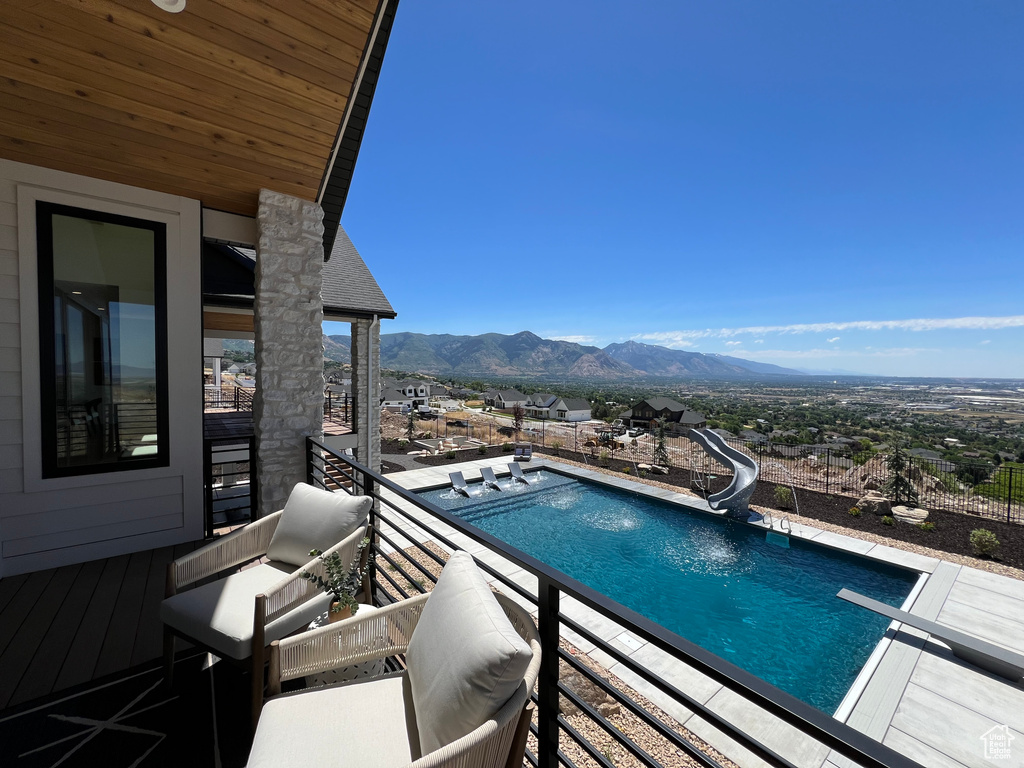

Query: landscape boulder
<box><xmin>862</xmin><ymin>476</ymin><xmax>883</xmax><ymax>492</ymax></box>
<box><xmin>892</xmin><ymin>506</ymin><xmax>929</xmax><ymax>524</ymax></box>
<box><xmin>857</xmin><ymin>490</ymin><xmax>891</xmax><ymax>516</ymax></box>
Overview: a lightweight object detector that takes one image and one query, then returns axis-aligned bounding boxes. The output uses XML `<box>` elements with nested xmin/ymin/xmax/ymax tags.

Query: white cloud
<box><xmin>634</xmin><ymin>314</ymin><xmax>1024</xmax><ymax>348</ymax></box>
<box><xmin>827</xmin><ymin>336</ymin><xmax>841</xmax><ymax>343</ymax></box>
<box><xmin>735</xmin><ymin>347</ymin><xmax>939</xmax><ymax>359</ymax></box>
<box><xmin>980</xmin><ymin>339</ymin><xmax>991</xmax><ymax>345</ymax></box>
<box><xmin>549</xmin><ymin>334</ymin><xmax>597</xmax><ymax>343</ymax></box>
<box><xmin>725</xmin><ymin>341</ymin><xmax>742</xmax><ymax>347</ymax></box>
<box><xmin>754</xmin><ymin>339</ymin><xmax>764</xmax><ymax>344</ymax></box>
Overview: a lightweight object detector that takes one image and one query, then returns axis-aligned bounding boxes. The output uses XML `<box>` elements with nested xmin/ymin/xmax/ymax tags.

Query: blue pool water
<box><xmin>420</xmin><ymin>472</ymin><xmax>918</xmax><ymax>713</ymax></box>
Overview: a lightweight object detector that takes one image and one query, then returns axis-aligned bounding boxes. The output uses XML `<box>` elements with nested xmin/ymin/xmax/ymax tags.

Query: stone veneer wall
<box><xmin>350</xmin><ymin>316</ymin><xmax>381</xmax><ymax>472</ymax></box>
<box><xmin>253</xmin><ymin>189</ymin><xmax>325</xmax><ymax>516</ymax></box>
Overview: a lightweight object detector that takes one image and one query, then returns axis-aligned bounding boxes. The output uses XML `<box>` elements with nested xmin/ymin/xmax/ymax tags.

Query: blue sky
<box><xmin>330</xmin><ymin>1</ymin><xmax>1024</xmax><ymax>378</ymax></box>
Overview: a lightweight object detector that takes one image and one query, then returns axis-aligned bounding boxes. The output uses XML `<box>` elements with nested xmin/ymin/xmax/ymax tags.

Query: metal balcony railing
<box><xmin>303</xmin><ymin>436</ymin><xmax>924</xmax><ymax>768</ymax></box>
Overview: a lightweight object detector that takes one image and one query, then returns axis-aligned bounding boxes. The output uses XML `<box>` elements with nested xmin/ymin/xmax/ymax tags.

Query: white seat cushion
<box><xmin>160</xmin><ymin>563</ymin><xmax>329</xmax><ymax>660</ymax></box>
<box><xmin>248</xmin><ymin>673</ymin><xmax>419</xmax><ymax>768</ymax></box>
<box><xmin>405</xmin><ymin>551</ymin><xmax>533</xmax><ymax>754</ymax></box>
<box><xmin>266</xmin><ymin>483</ymin><xmax>372</xmax><ymax>567</ymax></box>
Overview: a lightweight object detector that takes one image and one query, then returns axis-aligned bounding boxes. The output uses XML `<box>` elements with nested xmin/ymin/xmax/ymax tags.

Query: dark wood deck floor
<box><xmin>0</xmin><ymin>540</ymin><xmax>201</xmax><ymax>711</ymax></box>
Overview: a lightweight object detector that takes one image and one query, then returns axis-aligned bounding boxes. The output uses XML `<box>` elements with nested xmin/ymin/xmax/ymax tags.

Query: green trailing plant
<box><xmin>881</xmin><ymin>515</ymin><xmax>895</xmax><ymax>526</ymax></box>
<box><xmin>918</xmin><ymin>522</ymin><xmax>935</xmax><ymax>532</ymax></box>
<box><xmin>848</xmin><ymin>506</ymin><xmax>862</xmax><ymax>517</ymax></box>
<box><xmin>653</xmin><ymin>418</ymin><xmax>669</xmax><ymax>467</ymax></box>
<box><xmin>970</xmin><ymin>528</ymin><xmax>1000</xmax><ymax>557</ymax></box>
<box><xmin>302</xmin><ymin>539</ymin><xmax>371</xmax><ymax>617</ymax></box>
<box><xmin>773</xmin><ymin>485</ymin><xmax>793</xmax><ymax>509</ymax></box>
<box><xmin>883</xmin><ymin>442</ymin><xmax>919</xmax><ymax>507</ymax></box>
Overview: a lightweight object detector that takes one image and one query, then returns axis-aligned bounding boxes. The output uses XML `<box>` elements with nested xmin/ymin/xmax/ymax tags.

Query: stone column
<box><xmin>350</xmin><ymin>316</ymin><xmax>381</xmax><ymax>472</ymax></box>
<box><xmin>254</xmin><ymin>189</ymin><xmax>325</xmax><ymax>516</ymax></box>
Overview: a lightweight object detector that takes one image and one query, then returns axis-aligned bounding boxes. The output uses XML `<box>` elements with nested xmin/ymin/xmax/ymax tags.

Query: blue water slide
<box><xmin>687</xmin><ymin>428</ymin><xmax>759</xmax><ymax>517</ymax></box>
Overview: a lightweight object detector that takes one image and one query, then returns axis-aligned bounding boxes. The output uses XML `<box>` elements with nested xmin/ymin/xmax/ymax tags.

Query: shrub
<box><xmin>477</xmin><ymin>446</ymin><xmax>487</xmax><ymax>455</ymax></box>
<box><xmin>444</xmin><ymin>450</ymin><xmax>456</xmax><ymax>460</ymax></box>
<box><xmin>501</xmin><ymin>442</ymin><xmax>513</xmax><ymax>453</ymax></box>
<box><xmin>848</xmin><ymin>506</ymin><xmax>862</xmax><ymax>517</ymax></box>
<box><xmin>773</xmin><ymin>485</ymin><xmax>793</xmax><ymax>509</ymax></box>
<box><xmin>918</xmin><ymin>522</ymin><xmax>935</xmax><ymax>532</ymax></box>
<box><xmin>599</xmin><ymin>449</ymin><xmax>610</xmax><ymax>466</ymax></box>
<box><xmin>881</xmin><ymin>515</ymin><xmax>895</xmax><ymax>526</ymax></box>
<box><xmin>397</xmin><ymin>439</ymin><xmax>409</xmax><ymax>449</ymax></box>
<box><xmin>622</xmin><ymin>466</ymin><xmax>631</xmax><ymax>474</ymax></box>
<box><xmin>970</xmin><ymin>528</ymin><xmax>1000</xmax><ymax>557</ymax></box>
<box><xmin>883</xmin><ymin>443</ymin><xmax>919</xmax><ymax>506</ymax></box>
<box><xmin>550</xmin><ymin>440</ymin><xmax>562</xmax><ymax>456</ymax></box>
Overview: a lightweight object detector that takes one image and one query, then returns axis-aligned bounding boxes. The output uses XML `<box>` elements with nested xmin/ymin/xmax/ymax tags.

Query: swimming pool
<box><xmin>419</xmin><ymin>471</ymin><xmax>918</xmax><ymax>713</ymax></box>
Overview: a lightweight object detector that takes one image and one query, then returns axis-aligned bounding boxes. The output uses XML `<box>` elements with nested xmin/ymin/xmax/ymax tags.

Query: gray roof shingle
<box><xmin>561</xmin><ymin>398</ymin><xmax>591</xmax><ymax>411</ymax></box>
<box><xmin>322</xmin><ymin>226</ymin><xmax>396</xmax><ymax>319</ymax></box>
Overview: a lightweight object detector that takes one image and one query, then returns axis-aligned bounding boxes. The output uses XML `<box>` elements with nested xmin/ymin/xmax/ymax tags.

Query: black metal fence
<box><xmin>429</xmin><ymin>414</ymin><xmax>1022</xmax><ymax>524</ymax></box>
<box><xmin>203</xmin><ymin>384</ymin><xmax>255</xmax><ymax>412</ymax></box>
<box><xmin>203</xmin><ymin>435</ymin><xmax>256</xmax><ymax>537</ymax></box>
<box><xmin>325</xmin><ymin>390</ymin><xmax>352</xmax><ymax>427</ymax></box>
<box><xmin>304</xmin><ymin>438</ymin><xmax>924</xmax><ymax>768</ymax></box>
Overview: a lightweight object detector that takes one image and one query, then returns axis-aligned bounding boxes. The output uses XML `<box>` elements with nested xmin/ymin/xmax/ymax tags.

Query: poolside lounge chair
<box><xmin>251</xmin><ymin>551</ymin><xmax>541</xmax><ymax>768</ymax></box>
<box><xmin>508</xmin><ymin>463</ymin><xmax>532</xmax><ymax>485</ymax></box>
<box><xmin>161</xmin><ymin>482</ymin><xmax>371</xmax><ymax>729</ymax></box>
<box><xmin>481</xmin><ymin>466</ymin><xmax>503</xmax><ymax>491</ymax></box>
<box><xmin>449</xmin><ymin>471</ymin><xmax>479</xmax><ymax>497</ymax></box>
<box><xmin>513</xmin><ymin>442</ymin><xmax>532</xmax><ymax>461</ymax></box>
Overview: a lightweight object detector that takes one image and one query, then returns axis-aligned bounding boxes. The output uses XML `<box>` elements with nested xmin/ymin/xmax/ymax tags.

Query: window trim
<box><xmin>36</xmin><ymin>201</ymin><xmax>170</xmax><ymax>478</ymax></box>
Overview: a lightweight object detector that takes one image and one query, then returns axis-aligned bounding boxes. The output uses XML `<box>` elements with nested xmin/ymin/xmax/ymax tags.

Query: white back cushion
<box><xmin>266</xmin><ymin>483</ymin><xmax>371</xmax><ymax>567</ymax></box>
<box><xmin>406</xmin><ymin>551</ymin><xmax>533</xmax><ymax>754</ymax></box>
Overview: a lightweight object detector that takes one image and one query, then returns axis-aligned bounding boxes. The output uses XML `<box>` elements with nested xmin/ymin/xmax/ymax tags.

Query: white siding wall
<box><xmin>0</xmin><ymin>160</ymin><xmax>203</xmax><ymax>577</ymax></box>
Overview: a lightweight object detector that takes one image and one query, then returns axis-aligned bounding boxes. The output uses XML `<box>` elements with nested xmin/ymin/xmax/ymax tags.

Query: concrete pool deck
<box><xmin>376</xmin><ymin>456</ymin><xmax>1024</xmax><ymax>768</ymax></box>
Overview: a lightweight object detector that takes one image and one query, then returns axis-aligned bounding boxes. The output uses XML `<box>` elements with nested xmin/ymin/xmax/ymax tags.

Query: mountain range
<box><xmin>307</xmin><ymin>331</ymin><xmax>805</xmax><ymax>380</ymax></box>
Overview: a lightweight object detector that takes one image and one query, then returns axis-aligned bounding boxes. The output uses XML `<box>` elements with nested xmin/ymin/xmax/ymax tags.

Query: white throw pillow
<box><xmin>266</xmin><ymin>483</ymin><xmax>371</xmax><ymax>567</ymax></box>
<box><xmin>406</xmin><ymin>551</ymin><xmax>533</xmax><ymax>754</ymax></box>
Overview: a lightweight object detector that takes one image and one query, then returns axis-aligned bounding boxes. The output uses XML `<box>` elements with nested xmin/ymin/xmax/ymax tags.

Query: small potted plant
<box><xmin>302</xmin><ymin>539</ymin><xmax>371</xmax><ymax>622</ymax></box>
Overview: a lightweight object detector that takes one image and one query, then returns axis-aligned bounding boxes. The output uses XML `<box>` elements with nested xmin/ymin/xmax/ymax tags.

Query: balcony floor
<box><xmin>0</xmin><ymin>541</ymin><xmax>201</xmax><ymax>711</ymax></box>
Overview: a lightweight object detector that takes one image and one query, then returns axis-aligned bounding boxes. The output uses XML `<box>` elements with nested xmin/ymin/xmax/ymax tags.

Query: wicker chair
<box><xmin>161</xmin><ymin>483</ymin><xmax>371</xmax><ymax>730</ymax></box>
<box><xmin>250</xmin><ymin>553</ymin><xmax>542</xmax><ymax>768</ymax></box>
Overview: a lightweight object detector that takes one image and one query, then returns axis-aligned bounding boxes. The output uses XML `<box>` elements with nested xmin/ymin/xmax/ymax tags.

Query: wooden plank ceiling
<box><xmin>0</xmin><ymin>0</ymin><xmax>381</xmax><ymax>216</ymax></box>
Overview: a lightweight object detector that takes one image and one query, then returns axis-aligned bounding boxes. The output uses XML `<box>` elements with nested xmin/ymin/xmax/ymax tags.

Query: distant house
<box><xmin>525</xmin><ymin>393</ymin><xmax>558</xmax><ymax>418</ymax></box>
<box><xmin>380</xmin><ymin>387</ymin><xmax>413</xmax><ymax>412</ymax></box>
<box><xmin>524</xmin><ymin>394</ymin><xmax>591</xmax><ymax>422</ymax></box>
<box><xmin>380</xmin><ymin>377</ymin><xmax>431</xmax><ymax>406</ymax></box>
<box><xmin>491</xmin><ymin>389</ymin><xmax>528</xmax><ymax>410</ymax></box>
<box><xmin>618</xmin><ymin>398</ymin><xmax>705</xmax><ymax>433</ymax></box>
<box><xmin>481</xmin><ymin>389</ymin><xmax>501</xmax><ymax>405</ymax></box>
<box><xmin>557</xmin><ymin>398</ymin><xmax>592</xmax><ymax>422</ymax></box>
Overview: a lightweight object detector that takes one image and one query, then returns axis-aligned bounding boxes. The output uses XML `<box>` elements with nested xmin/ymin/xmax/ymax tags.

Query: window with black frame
<box><xmin>37</xmin><ymin>202</ymin><xmax>169</xmax><ymax>477</ymax></box>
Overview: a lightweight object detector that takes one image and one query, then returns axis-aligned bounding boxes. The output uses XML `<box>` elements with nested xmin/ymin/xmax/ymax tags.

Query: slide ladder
<box><xmin>687</xmin><ymin>428</ymin><xmax>759</xmax><ymax>518</ymax></box>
